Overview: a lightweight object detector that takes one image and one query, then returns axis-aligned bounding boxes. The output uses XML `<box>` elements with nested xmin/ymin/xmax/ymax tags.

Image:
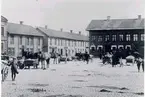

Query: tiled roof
<box><xmin>86</xmin><ymin>18</ymin><xmax>144</xmax><ymax>31</ymax></box>
<box><xmin>1</xmin><ymin>16</ymin><xmax>8</xmax><ymax>22</ymax></box>
<box><xmin>7</xmin><ymin>23</ymin><xmax>44</xmax><ymax>37</ymax></box>
<box><xmin>37</xmin><ymin>27</ymin><xmax>89</xmax><ymax>41</ymax></box>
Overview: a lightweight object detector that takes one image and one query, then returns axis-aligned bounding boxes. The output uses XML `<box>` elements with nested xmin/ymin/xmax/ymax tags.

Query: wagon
<box><xmin>23</xmin><ymin>59</ymin><xmax>38</xmax><ymax>69</ymax></box>
<box><xmin>126</xmin><ymin>55</ymin><xmax>135</xmax><ymax>66</ymax></box>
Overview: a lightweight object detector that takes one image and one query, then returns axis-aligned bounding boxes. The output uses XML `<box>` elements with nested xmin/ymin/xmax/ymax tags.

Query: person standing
<box><xmin>65</xmin><ymin>52</ymin><xmax>68</xmax><ymax>63</ymax></box>
<box><xmin>10</xmin><ymin>58</ymin><xmax>19</xmax><ymax>81</ymax></box>
<box><xmin>38</xmin><ymin>51</ymin><xmax>42</xmax><ymax>68</ymax></box>
<box><xmin>135</xmin><ymin>57</ymin><xmax>143</xmax><ymax>72</ymax></box>
<box><xmin>45</xmin><ymin>52</ymin><xmax>50</xmax><ymax>68</ymax></box>
<box><xmin>41</xmin><ymin>52</ymin><xmax>46</xmax><ymax>70</ymax></box>
<box><xmin>84</xmin><ymin>51</ymin><xmax>90</xmax><ymax>64</ymax></box>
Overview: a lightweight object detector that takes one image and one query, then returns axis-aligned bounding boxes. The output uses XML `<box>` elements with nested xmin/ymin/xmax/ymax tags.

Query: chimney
<box><xmin>70</xmin><ymin>30</ymin><xmax>73</xmax><ymax>33</ymax></box>
<box><xmin>45</xmin><ymin>25</ymin><xmax>47</xmax><ymax>29</ymax></box>
<box><xmin>107</xmin><ymin>16</ymin><xmax>111</xmax><ymax>20</ymax></box>
<box><xmin>20</xmin><ymin>21</ymin><xmax>23</xmax><ymax>25</ymax></box>
<box><xmin>138</xmin><ymin>15</ymin><xmax>141</xmax><ymax>19</ymax></box>
<box><xmin>60</xmin><ymin>28</ymin><xmax>63</xmax><ymax>32</ymax></box>
<box><xmin>79</xmin><ymin>31</ymin><xmax>81</xmax><ymax>35</ymax></box>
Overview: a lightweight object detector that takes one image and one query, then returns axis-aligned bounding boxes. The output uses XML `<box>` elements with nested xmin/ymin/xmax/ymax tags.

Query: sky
<box><xmin>1</xmin><ymin>0</ymin><xmax>145</xmax><ymax>35</ymax></box>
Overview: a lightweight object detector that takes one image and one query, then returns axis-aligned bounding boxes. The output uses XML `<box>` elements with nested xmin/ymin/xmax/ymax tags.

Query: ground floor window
<box><xmin>8</xmin><ymin>48</ymin><xmax>15</xmax><ymax>56</ymax></box>
<box><xmin>1</xmin><ymin>43</ymin><xmax>4</xmax><ymax>53</ymax></box>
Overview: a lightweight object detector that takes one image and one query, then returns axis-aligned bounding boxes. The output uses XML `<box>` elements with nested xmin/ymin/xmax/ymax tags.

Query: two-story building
<box><xmin>86</xmin><ymin>15</ymin><xmax>144</xmax><ymax>57</ymax></box>
<box><xmin>1</xmin><ymin>16</ymin><xmax>8</xmax><ymax>54</ymax></box>
<box><xmin>36</xmin><ymin>27</ymin><xmax>89</xmax><ymax>56</ymax></box>
<box><xmin>7</xmin><ymin>21</ymin><xmax>44</xmax><ymax>57</ymax></box>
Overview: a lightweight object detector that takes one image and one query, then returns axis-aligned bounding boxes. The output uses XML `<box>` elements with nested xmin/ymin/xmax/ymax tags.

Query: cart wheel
<box><xmin>19</xmin><ymin>64</ymin><xmax>24</xmax><ymax>69</ymax></box>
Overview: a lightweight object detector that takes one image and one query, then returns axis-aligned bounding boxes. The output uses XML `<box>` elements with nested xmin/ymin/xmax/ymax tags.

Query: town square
<box><xmin>1</xmin><ymin>0</ymin><xmax>144</xmax><ymax>97</ymax></box>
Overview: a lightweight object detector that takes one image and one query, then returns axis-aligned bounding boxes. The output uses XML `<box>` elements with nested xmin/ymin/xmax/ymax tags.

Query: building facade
<box><xmin>86</xmin><ymin>15</ymin><xmax>144</xmax><ymax>57</ymax></box>
<box><xmin>7</xmin><ymin>22</ymin><xmax>44</xmax><ymax>57</ymax></box>
<box><xmin>37</xmin><ymin>27</ymin><xmax>89</xmax><ymax>56</ymax></box>
<box><xmin>1</xmin><ymin>16</ymin><xmax>8</xmax><ymax>54</ymax></box>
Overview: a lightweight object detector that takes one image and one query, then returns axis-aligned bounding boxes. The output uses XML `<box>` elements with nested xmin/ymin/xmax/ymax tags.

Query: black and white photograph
<box><xmin>1</xmin><ymin>0</ymin><xmax>144</xmax><ymax>97</ymax></box>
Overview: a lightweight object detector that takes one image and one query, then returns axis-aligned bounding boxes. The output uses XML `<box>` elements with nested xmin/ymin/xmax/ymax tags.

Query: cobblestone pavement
<box><xmin>2</xmin><ymin>59</ymin><xmax>144</xmax><ymax>97</ymax></box>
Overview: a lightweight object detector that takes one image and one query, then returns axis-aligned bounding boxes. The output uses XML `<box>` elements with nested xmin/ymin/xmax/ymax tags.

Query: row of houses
<box><xmin>1</xmin><ymin>16</ymin><xmax>89</xmax><ymax>57</ymax></box>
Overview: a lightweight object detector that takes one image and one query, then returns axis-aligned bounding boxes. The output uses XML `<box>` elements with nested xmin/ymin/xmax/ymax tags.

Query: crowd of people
<box><xmin>2</xmin><ymin>47</ymin><xmax>143</xmax><ymax>82</ymax></box>
<box><xmin>99</xmin><ymin>49</ymin><xmax>144</xmax><ymax>72</ymax></box>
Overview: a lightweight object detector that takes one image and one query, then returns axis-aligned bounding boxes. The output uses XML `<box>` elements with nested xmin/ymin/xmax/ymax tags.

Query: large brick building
<box><xmin>86</xmin><ymin>15</ymin><xmax>144</xmax><ymax>57</ymax></box>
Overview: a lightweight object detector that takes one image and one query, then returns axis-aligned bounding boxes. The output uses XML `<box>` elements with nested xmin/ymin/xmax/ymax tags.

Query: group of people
<box><xmin>100</xmin><ymin>49</ymin><xmax>144</xmax><ymax>72</ymax></box>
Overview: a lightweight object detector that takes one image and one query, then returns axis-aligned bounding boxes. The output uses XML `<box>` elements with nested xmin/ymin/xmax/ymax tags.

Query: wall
<box><xmin>1</xmin><ymin>21</ymin><xmax>8</xmax><ymax>54</ymax></box>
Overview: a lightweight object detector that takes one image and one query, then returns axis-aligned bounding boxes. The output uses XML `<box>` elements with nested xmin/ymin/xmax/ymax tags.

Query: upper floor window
<box><xmin>30</xmin><ymin>38</ymin><xmax>34</xmax><ymax>45</ymax></box>
<box><xmin>68</xmin><ymin>40</ymin><xmax>70</xmax><ymax>46</ymax></box>
<box><xmin>19</xmin><ymin>36</ymin><xmax>22</xmax><ymax>45</ymax></box>
<box><xmin>105</xmin><ymin>35</ymin><xmax>109</xmax><ymax>41</ymax></box>
<box><xmin>50</xmin><ymin>38</ymin><xmax>52</xmax><ymax>45</ymax></box>
<box><xmin>26</xmin><ymin>37</ymin><xmax>29</xmax><ymax>45</ymax></box>
<box><xmin>141</xmin><ymin>34</ymin><xmax>144</xmax><ymax>41</ymax></box>
<box><xmin>1</xmin><ymin>27</ymin><xmax>4</xmax><ymax>36</ymax></box>
<box><xmin>119</xmin><ymin>34</ymin><xmax>123</xmax><ymax>41</ymax></box>
<box><xmin>75</xmin><ymin>41</ymin><xmax>76</xmax><ymax>46</ymax></box>
<box><xmin>61</xmin><ymin>39</ymin><xmax>63</xmax><ymax>46</ymax></box>
<box><xmin>133</xmin><ymin>34</ymin><xmax>138</xmax><ymax>41</ymax></box>
<box><xmin>38</xmin><ymin>38</ymin><xmax>40</xmax><ymax>46</ymax></box>
<box><xmin>91</xmin><ymin>36</ymin><xmax>96</xmax><ymax>41</ymax></box>
<box><xmin>55</xmin><ymin>39</ymin><xmax>57</xmax><ymax>45</ymax></box>
<box><xmin>98</xmin><ymin>36</ymin><xmax>102</xmax><ymax>42</ymax></box>
<box><xmin>112</xmin><ymin>35</ymin><xmax>116</xmax><ymax>41</ymax></box>
<box><xmin>65</xmin><ymin>40</ymin><xmax>67</xmax><ymax>46</ymax></box>
<box><xmin>126</xmin><ymin>34</ymin><xmax>130</xmax><ymax>41</ymax></box>
<box><xmin>10</xmin><ymin>35</ymin><xmax>14</xmax><ymax>44</ymax></box>
<box><xmin>58</xmin><ymin>39</ymin><xmax>60</xmax><ymax>46</ymax></box>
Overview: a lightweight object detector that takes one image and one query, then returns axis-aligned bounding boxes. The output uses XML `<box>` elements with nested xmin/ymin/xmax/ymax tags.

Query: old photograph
<box><xmin>1</xmin><ymin>0</ymin><xmax>144</xmax><ymax>97</ymax></box>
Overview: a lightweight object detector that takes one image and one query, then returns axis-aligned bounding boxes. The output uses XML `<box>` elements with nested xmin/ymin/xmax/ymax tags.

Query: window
<box><xmin>19</xmin><ymin>36</ymin><xmax>22</xmax><ymax>45</ymax></box>
<box><xmin>61</xmin><ymin>40</ymin><xmax>63</xmax><ymax>46</ymax></box>
<box><xmin>119</xmin><ymin>34</ymin><xmax>123</xmax><ymax>41</ymax></box>
<box><xmin>68</xmin><ymin>40</ymin><xmax>70</xmax><ymax>46</ymax></box>
<box><xmin>1</xmin><ymin>27</ymin><xmax>4</xmax><ymax>36</ymax></box>
<box><xmin>91</xmin><ymin>36</ymin><xmax>95</xmax><ymax>41</ymax></box>
<box><xmin>1</xmin><ymin>43</ymin><xmax>3</xmax><ymax>53</ymax></box>
<box><xmin>38</xmin><ymin>38</ymin><xmax>40</xmax><ymax>45</ymax></box>
<box><xmin>112</xmin><ymin>35</ymin><xmax>116</xmax><ymax>41</ymax></box>
<box><xmin>30</xmin><ymin>48</ymin><xmax>33</xmax><ymax>52</ymax></box>
<box><xmin>105</xmin><ymin>35</ymin><xmax>109</xmax><ymax>41</ymax></box>
<box><xmin>133</xmin><ymin>34</ymin><xmax>138</xmax><ymax>41</ymax></box>
<box><xmin>10</xmin><ymin>35</ymin><xmax>14</xmax><ymax>44</ymax></box>
<box><xmin>141</xmin><ymin>34</ymin><xmax>144</xmax><ymax>41</ymax></box>
<box><xmin>126</xmin><ymin>34</ymin><xmax>130</xmax><ymax>41</ymax></box>
<box><xmin>8</xmin><ymin>48</ymin><xmax>15</xmax><ymax>56</ymax></box>
<box><xmin>55</xmin><ymin>39</ymin><xmax>57</xmax><ymax>45</ymax></box>
<box><xmin>50</xmin><ymin>38</ymin><xmax>52</xmax><ymax>45</ymax></box>
<box><xmin>98</xmin><ymin>36</ymin><xmax>102</xmax><ymax>41</ymax></box>
<box><xmin>30</xmin><ymin>38</ymin><xmax>34</xmax><ymax>45</ymax></box>
<box><xmin>75</xmin><ymin>41</ymin><xmax>77</xmax><ymax>46</ymax></box>
<box><xmin>58</xmin><ymin>39</ymin><xmax>60</xmax><ymax>46</ymax></box>
<box><xmin>26</xmin><ymin>37</ymin><xmax>29</xmax><ymax>45</ymax></box>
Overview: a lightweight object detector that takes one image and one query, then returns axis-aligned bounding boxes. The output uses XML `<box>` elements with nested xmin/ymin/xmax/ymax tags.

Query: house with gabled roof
<box><xmin>36</xmin><ymin>27</ymin><xmax>89</xmax><ymax>56</ymax></box>
<box><xmin>7</xmin><ymin>21</ymin><xmax>44</xmax><ymax>57</ymax></box>
<box><xmin>86</xmin><ymin>15</ymin><xmax>144</xmax><ymax>57</ymax></box>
